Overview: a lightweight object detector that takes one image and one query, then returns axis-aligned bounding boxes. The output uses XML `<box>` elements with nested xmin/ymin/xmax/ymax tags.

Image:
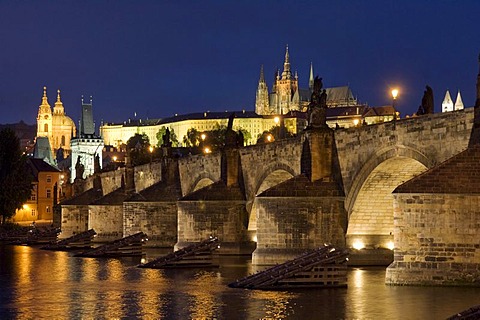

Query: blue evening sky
<box><xmin>1</xmin><ymin>1</ymin><xmax>479</xmax><ymax>126</ymax></box>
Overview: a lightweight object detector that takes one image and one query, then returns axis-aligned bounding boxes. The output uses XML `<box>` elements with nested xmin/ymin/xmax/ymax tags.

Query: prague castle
<box><xmin>255</xmin><ymin>46</ymin><xmax>357</xmax><ymax>115</ymax></box>
<box><xmin>36</xmin><ymin>87</ymin><xmax>76</xmax><ymax>159</ymax></box>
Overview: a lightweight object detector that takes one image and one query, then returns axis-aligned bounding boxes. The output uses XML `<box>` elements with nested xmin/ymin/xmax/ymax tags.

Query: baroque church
<box><xmin>36</xmin><ymin>87</ymin><xmax>76</xmax><ymax>159</ymax></box>
<box><xmin>255</xmin><ymin>46</ymin><xmax>357</xmax><ymax>115</ymax></box>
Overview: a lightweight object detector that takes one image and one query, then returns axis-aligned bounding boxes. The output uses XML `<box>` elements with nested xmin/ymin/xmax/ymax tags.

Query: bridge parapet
<box><xmin>178</xmin><ymin>151</ymin><xmax>222</xmax><ymax>196</ymax></box>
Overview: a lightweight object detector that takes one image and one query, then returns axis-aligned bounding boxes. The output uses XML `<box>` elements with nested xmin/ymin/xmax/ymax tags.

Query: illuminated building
<box><xmin>100</xmin><ymin>111</ymin><xmax>290</xmax><ymax>148</ymax></box>
<box><xmin>255</xmin><ymin>46</ymin><xmax>357</xmax><ymax>115</ymax></box>
<box><xmin>36</xmin><ymin>87</ymin><xmax>76</xmax><ymax>159</ymax></box>
<box><xmin>13</xmin><ymin>158</ymin><xmax>61</xmax><ymax>222</ymax></box>
<box><xmin>70</xmin><ymin>97</ymin><xmax>104</xmax><ymax>183</ymax></box>
<box><xmin>442</xmin><ymin>90</ymin><xmax>464</xmax><ymax>112</ymax></box>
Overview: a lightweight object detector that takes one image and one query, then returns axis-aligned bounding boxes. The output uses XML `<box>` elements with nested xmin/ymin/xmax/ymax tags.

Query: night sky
<box><xmin>1</xmin><ymin>1</ymin><xmax>479</xmax><ymax>126</ymax></box>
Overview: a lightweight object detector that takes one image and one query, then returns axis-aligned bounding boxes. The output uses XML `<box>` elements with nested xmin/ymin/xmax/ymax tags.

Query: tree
<box><xmin>183</xmin><ymin>128</ymin><xmax>200</xmax><ymax>147</ymax></box>
<box><xmin>0</xmin><ymin>128</ymin><xmax>33</xmax><ymax>224</ymax></box>
<box><xmin>156</xmin><ymin>126</ymin><xmax>179</xmax><ymax>147</ymax></box>
<box><xmin>126</xmin><ymin>133</ymin><xmax>151</xmax><ymax>166</ymax></box>
<box><xmin>237</xmin><ymin>127</ymin><xmax>252</xmax><ymax>145</ymax></box>
<box><xmin>256</xmin><ymin>125</ymin><xmax>295</xmax><ymax>144</ymax></box>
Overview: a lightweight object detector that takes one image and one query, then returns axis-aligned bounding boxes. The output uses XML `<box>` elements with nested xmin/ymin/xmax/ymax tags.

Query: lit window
<box><xmin>46</xmin><ymin>206</ymin><xmax>50</xmax><ymax>213</ymax></box>
<box><xmin>31</xmin><ymin>209</ymin><xmax>36</xmax><ymax>216</ymax></box>
<box><xmin>46</xmin><ymin>189</ymin><xmax>51</xmax><ymax>198</ymax></box>
<box><xmin>46</xmin><ymin>175</ymin><xmax>52</xmax><ymax>183</ymax></box>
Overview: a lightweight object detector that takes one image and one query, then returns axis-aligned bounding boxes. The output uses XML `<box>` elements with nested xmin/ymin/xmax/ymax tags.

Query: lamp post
<box><xmin>391</xmin><ymin>89</ymin><xmax>399</xmax><ymax>121</ymax></box>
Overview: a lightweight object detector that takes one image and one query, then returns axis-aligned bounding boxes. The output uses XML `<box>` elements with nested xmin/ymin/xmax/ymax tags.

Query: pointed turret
<box><xmin>281</xmin><ymin>45</ymin><xmax>292</xmax><ymax>80</ymax></box>
<box><xmin>255</xmin><ymin>65</ymin><xmax>270</xmax><ymax>115</ymax></box>
<box><xmin>454</xmin><ymin>90</ymin><xmax>464</xmax><ymax>111</ymax></box>
<box><xmin>309</xmin><ymin>62</ymin><xmax>314</xmax><ymax>91</ymax></box>
<box><xmin>53</xmin><ymin>89</ymin><xmax>65</xmax><ymax>115</ymax></box>
<box><xmin>38</xmin><ymin>86</ymin><xmax>52</xmax><ymax>114</ymax></box>
<box><xmin>259</xmin><ymin>64</ymin><xmax>265</xmax><ymax>83</ymax></box>
<box><xmin>442</xmin><ymin>90</ymin><xmax>453</xmax><ymax>112</ymax></box>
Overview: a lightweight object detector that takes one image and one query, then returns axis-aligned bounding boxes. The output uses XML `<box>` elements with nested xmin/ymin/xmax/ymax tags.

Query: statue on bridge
<box><xmin>75</xmin><ymin>156</ymin><xmax>85</xmax><ymax>180</ymax></box>
<box><xmin>225</xmin><ymin>112</ymin><xmax>239</xmax><ymax>148</ymax></box>
<box><xmin>307</xmin><ymin>76</ymin><xmax>328</xmax><ymax>128</ymax></box>
<box><xmin>162</xmin><ymin>128</ymin><xmax>172</xmax><ymax>148</ymax></box>
<box><xmin>417</xmin><ymin>85</ymin><xmax>434</xmax><ymax>115</ymax></box>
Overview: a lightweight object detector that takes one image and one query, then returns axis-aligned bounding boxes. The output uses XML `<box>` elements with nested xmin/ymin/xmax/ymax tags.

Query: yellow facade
<box><xmin>36</xmin><ymin>87</ymin><xmax>76</xmax><ymax>158</ymax></box>
<box><xmin>100</xmin><ymin>112</ymin><xmax>294</xmax><ymax>148</ymax></box>
<box><xmin>13</xmin><ymin>159</ymin><xmax>61</xmax><ymax>222</ymax></box>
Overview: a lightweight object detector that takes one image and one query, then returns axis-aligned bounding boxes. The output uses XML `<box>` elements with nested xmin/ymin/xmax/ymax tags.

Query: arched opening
<box><xmin>61</xmin><ymin>135</ymin><xmax>66</xmax><ymax>146</ymax></box>
<box><xmin>44</xmin><ymin>123</ymin><xmax>48</xmax><ymax>133</ymax></box>
<box><xmin>346</xmin><ymin>156</ymin><xmax>427</xmax><ymax>250</ymax></box>
<box><xmin>248</xmin><ymin>169</ymin><xmax>294</xmax><ymax>234</ymax></box>
<box><xmin>192</xmin><ymin>177</ymin><xmax>215</xmax><ymax>193</ymax></box>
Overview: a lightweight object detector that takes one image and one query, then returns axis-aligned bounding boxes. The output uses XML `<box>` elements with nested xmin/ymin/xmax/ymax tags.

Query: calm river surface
<box><xmin>1</xmin><ymin>245</ymin><xmax>479</xmax><ymax>320</ymax></box>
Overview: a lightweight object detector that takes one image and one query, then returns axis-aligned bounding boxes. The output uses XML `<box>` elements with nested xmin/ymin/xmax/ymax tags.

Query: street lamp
<box><xmin>391</xmin><ymin>89</ymin><xmax>399</xmax><ymax>121</ymax></box>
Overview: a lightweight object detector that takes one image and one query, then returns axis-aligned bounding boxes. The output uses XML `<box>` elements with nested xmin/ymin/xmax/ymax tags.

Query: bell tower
<box><xmin>36</xmin><ymin>86</ymin><xmax>53</xmax><ymax>151</ymax></box>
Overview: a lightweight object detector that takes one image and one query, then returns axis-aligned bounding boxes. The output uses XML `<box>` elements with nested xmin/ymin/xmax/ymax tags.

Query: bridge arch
<box><xmin>186</xmin><ymin>172</ymin><xmax>216</xmax><ymax>195</ymax></box>
<box><xmin>345</xmin><ymin>145</ymin><xmax>431</xmax><ymax>249</ymax></box>
<box><xmin>247</xmin><ymin>161</ymin><xmax>297</xmax><ymax>233</ymax></box>
<box><xmin>253</xmin><ymin>161</ymin><xmax>297</xmax><ymax>196</ymax></box>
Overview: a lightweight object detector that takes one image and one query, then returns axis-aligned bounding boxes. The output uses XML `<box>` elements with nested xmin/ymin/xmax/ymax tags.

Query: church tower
<box><xmin>255</xmin><ymin>65</ymin><xmax>270</xmax><ymax>115</ymax></box>
<box><xmin>442</xmin><ymin>90</ymin><xmax>454</xmax><ymax>112</ymax></box>
<box><xmin>309</xmin><ymin>62</ymin><xmax>314</xmax><ymax>92</ymax></box>
<box><xmin>454</xmin><ymin>90</ymin><xmax>464</xmax><ymax>111</ymax></box>
<box><xmin>272</xmin><ymin>45</ymin><xmax>299</xmax><ymax>114</ymax></box>
<box><xmin>51</xmin><ymin>90</ymin><xmax>76</xmax><ymax>158</ymax></box>
<box><xmin>36</xmin><ymin>87</ymin><xmax>53</xmax><ymax>151</ymax></box>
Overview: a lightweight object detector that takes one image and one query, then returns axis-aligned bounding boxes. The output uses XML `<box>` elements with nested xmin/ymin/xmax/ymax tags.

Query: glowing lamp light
<box><xmin>352</xmin><ymin>240</ymin><xmax>365</xmax><ymax>250</ymax></box>
<box><xmin>201</xmin><ymin>133</ymin><xmax>206</xmax><ymax>141</ymax></box>
<box><xmin>204</xmin><ymin>147</ymin><xmax>211</xmax><ymax>154</ymax></box>
<box><xmin>113</xmin><ymin>156</ymin><xmax>118</xmax><ymax>162</ymax></box>
<box><xmin>23</xmin><ymin>204</ymin><xmax>28</xmax><ymax>210</ymax></box>
<box><xmin>267</xmin><ymin>135</ymin><xmax>272</xmax><ymax>142</ymax></box>
<box><xmin>386</xmin><ymin>241</ymin><xmax>395</xmax><ymax>250</ymax></box>
<box><xmin>391</xmin><ymin>89</ymin><xmax>399</xmax><ymax>100</ymax></box>
<box><xmin>353</xmin><ymin>119</ymin><xmax>359</xmax><ymax>126</ymax></box>
<box><xmin>253</xmin><ymin>235</ymin><xmax>258</xmax><ymax>242</ymax></box>
<box><xmin>274</xmin><ymin>116</ymin><xmax>280</xmax><ymax>124</ymax></box>
<box><xmin>149</xmin><ymin>146</ymin><xmax>154</xmax><ymax>153</ymax></box>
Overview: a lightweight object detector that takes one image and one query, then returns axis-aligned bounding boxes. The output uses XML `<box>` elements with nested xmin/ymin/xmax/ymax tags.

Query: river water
<box><xmin>0</xmin><ymin>245</ymin><xmax>479</xmax><ymax>320</ymax></box>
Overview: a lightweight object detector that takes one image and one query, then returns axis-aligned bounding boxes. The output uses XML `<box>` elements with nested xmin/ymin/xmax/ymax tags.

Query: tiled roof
<box><xmin>394</xmin><ymin>145</ymin><xmax>480</xmax><ymax>194</ymax></box>
<box><xmin>28</xmin><ymin>158</ymin><xmax>60</xmax><ymax>173</ymax></box>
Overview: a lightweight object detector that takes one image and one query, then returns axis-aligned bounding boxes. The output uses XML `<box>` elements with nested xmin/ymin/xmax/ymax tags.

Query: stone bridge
<box><xmin>178</xmin><ymin>108</ymin><xmax>474</xmax><ymax>262</ymax></box>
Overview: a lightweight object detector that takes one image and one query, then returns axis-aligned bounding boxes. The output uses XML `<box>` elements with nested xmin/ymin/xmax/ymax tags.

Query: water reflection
<box><xmin>247</xmin><ymin>290</ymin><xmax>298</xmax><ymax>319</ymax></box>
<box><xmin>1</xmin><ymin>246</ymin><xmax>480</xmax><ymax>319</ymax></box>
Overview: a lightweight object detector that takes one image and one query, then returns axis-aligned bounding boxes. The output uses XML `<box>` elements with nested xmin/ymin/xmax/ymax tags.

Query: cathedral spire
<box><xmin>259</xmin><ymin>64</ymin><xmax>265</xmax><ymax>83</ymax></box>
<box><xmin>309</xmin><ymin>62</ymin><xmax>314</xmax><ymax>91</ymax></box>
<box><xmin>57</xmin><ymin>89</ymin><xmax>61</xmax><ymax>102</ymax></box>
<box><xmin>281</xmin><ymin>44</ymin><xmax>291</xmax><ymax>80</ymax></box>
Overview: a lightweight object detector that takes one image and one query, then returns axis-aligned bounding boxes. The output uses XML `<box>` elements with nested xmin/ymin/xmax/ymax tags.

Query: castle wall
<box><xmin>386</xmin><ymin>194</ymin><xmax>480</xmax><ymax>286</ymax></box>
<box><xmin>175</xmin><ymin>201</ymin><xmax>251</xmax><ymax>254</ymax></box>
<box><xmin>123</xmin><ymin>202</ymin><xmax>177</xmax><ymax>247</ymax></box>
<box><xmin>252</xmin><ymin>196</ymin><xmax>346</xmax><ymax>265</ymax></box>
<box><xmin>88</xmin><ymin>205</ymin><xmax>123</xmax><ymax>242</ymax></box>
